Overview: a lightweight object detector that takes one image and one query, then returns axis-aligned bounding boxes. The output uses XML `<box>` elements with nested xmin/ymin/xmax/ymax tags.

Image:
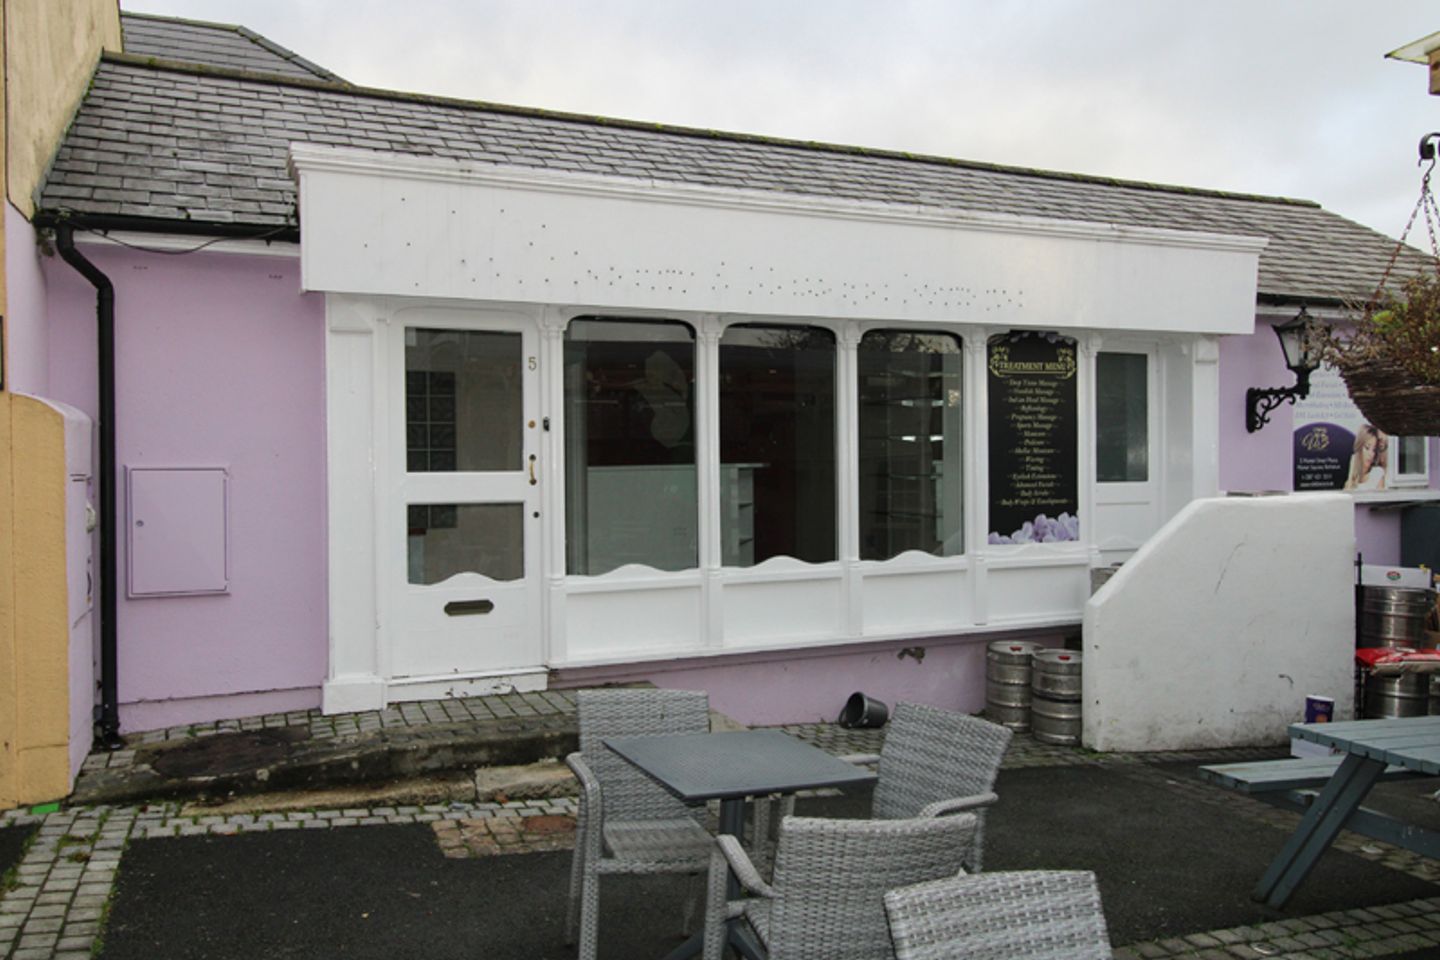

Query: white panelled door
<box><xmin>387</xmin><ymin>308</ymin><xmax>542</xmax><ymax>680</ymax></box>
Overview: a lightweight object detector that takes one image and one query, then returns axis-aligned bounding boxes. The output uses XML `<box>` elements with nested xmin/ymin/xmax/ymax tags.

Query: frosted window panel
<box><xmin>1096</xmin><ymin>352</ymin><xmax>1148</xmax><ymax>483</ymax></box>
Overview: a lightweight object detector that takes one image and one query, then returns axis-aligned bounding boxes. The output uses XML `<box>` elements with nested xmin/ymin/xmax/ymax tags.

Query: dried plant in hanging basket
<box><xmin>1322</xmin><ymin>273</ymin><xmax>1440</xmax><ymax>437</ymax></box>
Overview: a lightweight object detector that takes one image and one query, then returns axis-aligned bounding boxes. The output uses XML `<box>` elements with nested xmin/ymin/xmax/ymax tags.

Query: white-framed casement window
<box><xmin>1390</xmin><ymin>434</ymin><xmax>1431</xmax><ymax>488</ymax></box>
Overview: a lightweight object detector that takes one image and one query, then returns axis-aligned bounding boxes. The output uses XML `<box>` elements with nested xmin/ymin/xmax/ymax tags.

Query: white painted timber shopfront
<box><xmin>292</xmin><ymin>144</ymin><xmax>1265</xmax><ymax>714</ymax></box>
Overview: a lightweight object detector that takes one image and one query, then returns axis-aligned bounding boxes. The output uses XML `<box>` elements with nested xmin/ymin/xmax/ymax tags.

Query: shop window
<box><xmin>719</xmin><ymin>325</ymin><xmax>836</xmax><ymax>566</ymax></box>
<box><xmin>1096</xmin><ymin>352</ymin><xmax>1148</xmax><ymax>483</ymax></box>
<box><xmin>857</xmin><ymin>330</ymin><xmax>963</xmax><ymax>560</ymax></box>
<box><xmin>564</xmin><ymin>318</ymin><xmax>697</xmax><ymax>575</ymax></box>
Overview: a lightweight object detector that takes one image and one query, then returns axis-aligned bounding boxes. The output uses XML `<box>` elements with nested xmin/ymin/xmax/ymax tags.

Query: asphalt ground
<box><xmin>98</xmin><ymin>762</ymin><xmax>1440</xmax><ymax>959</ymax></box>
<box><xmin>0</xmin><ymin>824</ymin><xmax>34</xmax><ymax>880</ymax></box>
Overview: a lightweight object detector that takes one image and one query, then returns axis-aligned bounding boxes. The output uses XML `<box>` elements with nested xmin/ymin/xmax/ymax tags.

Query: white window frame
<box><xmin>1389</xmin><ymin>434</ymin><xmax>1431</xmax><ymax>489</ymax></box>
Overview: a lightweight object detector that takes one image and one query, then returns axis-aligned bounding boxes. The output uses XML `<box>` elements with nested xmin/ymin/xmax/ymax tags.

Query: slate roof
<box><xmin>39</xmin><ymin>53</ymin><xmax>1428</xmax><ymax>304</ymax></box>
<box><xmin>119</xmin><ymin>12</ymin><xmax>343</xmax><ymax>84</ymax></box>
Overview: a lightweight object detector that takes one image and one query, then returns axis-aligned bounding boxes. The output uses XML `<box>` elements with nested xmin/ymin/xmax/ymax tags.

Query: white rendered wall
<box><xmin>290</xmin><ymin>145</ymin><xmax>1264</xmax><ymax>337</ymax></box>
<box><xmin>1083</xmin><ymin>493</ymin><xmax>1354</xmax><ymax>751</ymax></box>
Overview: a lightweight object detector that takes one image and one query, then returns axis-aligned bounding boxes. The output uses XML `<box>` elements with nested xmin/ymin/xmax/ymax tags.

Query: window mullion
<box><xmin>838</xmin><ymin>326</ymin><xmax>861</xmax><ymax>564</ymax></box>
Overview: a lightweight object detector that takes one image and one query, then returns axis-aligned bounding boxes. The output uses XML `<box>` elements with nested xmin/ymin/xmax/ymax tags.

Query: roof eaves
<box><xmin>96</xmin><ymin>51</ymin><xmax>1322</xmax><ymax>213</ymax></box>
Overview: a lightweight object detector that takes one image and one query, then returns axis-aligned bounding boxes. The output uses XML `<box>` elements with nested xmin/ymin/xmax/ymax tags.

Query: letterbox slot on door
<box><xmin>444</xmin><ymin>599</ymin><xmax>494</xmax><ymax>616</ymax></box>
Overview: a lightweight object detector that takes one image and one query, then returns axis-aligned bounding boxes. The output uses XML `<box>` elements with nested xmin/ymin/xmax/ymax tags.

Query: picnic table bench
<box><xmin>1199</xmin><ymin>718</ymin><xmax>1440</xmax><ymax>907</ymax></box>
<box><xmin>1200</xmin><ymin>756</ymin><xmax>1423</xmax><ymax>796</ymax></box>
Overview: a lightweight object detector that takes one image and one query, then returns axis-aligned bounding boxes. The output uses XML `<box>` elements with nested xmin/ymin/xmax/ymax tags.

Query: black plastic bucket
<box><xmin>837</xmin><ymin>692</ymin><xmax>890</xmax><ymax>729</ymax></box>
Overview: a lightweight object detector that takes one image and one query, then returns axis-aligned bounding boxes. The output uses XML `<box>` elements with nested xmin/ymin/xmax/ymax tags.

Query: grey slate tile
<box><xmin>35</xmin><ymin>56</ymin><xmax>1425</xmax><ymax>303</ymax></box>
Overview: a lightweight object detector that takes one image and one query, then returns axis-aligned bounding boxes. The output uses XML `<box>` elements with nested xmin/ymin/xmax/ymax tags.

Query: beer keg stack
<box><xmin>1357</xmin><ymin>583</ymin><xmax>1440</xmax><ymax>718</ymax></box>
<box><xmin>985</xmin><ymin>641</ymin><xmax>1042</xmax><ymax>730</ymax></box>
<box><xmin>985</xmin><ymin>641</ymin><xmax>1083</xmax><ymax>743</ymax></box>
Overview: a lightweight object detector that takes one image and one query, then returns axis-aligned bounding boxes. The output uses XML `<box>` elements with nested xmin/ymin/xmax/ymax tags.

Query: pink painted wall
<box><xmin>556</xmin><ymin>630</ymin><xmax>1070</xmax><ymax>727</ymax></box>
<box><xmin>6</xmin><ymin>204</ymin><xmax>51</xmax><ymax>393</ymax></box>
<box><xmin>43</xmin><ymin>244</ymin><xmax>327</xmax><ymax>731</ymax></box>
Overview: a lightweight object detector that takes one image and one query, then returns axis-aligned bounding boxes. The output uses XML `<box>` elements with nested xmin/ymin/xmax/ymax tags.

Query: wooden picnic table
<box><xmin>1235</xmin><ymin>716</ymin><xmax>1440</xmax><ymax>908</ymax></box>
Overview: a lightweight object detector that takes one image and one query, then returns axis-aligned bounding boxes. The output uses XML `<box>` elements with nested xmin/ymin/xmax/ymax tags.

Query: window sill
<box><xmin>1351</xmin><ymin>489</ymin><xmax>1440</xmax><ymax>508</ymax></box>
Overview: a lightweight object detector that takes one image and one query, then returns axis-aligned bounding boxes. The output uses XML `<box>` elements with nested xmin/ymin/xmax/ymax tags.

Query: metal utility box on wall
<box><xmin>126</xmin><ymin>467</ymin><xmax>229</xmax><ymax>597</ymax></box>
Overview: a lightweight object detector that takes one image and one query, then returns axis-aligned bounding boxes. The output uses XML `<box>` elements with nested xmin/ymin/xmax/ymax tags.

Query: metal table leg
<box><xmin>1253</xmin><ymin>753</ymin><xmax>1385</xmax><ymax>908</ymax></box>
<box><xmin>662</xmin><ymin>797</ymin><xmax>763</xmax><ymax>960</ymax></box>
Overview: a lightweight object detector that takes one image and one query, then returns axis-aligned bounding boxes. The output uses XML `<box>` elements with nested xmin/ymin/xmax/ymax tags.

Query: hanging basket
<box><xmin>1338</xmin><ymin>357</ymin><xmax>1440</xmax><ymax>438</ymax></box>
<box><xmin>1323</xmin><ymin>134</ymin><xmax>1440</xmax><ymax>438</ymax></box>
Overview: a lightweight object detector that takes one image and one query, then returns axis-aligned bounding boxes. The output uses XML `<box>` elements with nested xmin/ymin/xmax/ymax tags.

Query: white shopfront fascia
<box><xmin>289</xmin><ymin>144</ymin><xmax>1266</xmax><ymax>713</ymax></box>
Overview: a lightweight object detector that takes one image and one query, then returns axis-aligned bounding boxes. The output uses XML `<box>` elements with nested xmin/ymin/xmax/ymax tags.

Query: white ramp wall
<box><xmin>1083</xmin><ymin>494</ymin><xmax>1354</xmax><ymax>752</ymax></box>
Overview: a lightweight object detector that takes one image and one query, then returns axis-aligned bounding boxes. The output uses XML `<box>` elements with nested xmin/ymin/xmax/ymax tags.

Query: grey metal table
<box><xmin>606</xmin><ymin>728</ymin><xmax>878</xmax><ymax>960</ymax></box>
<box><xmin>1252</xmin><ymin>715</ymin><xmax>1440</xmax><ymax>908</ymax></box>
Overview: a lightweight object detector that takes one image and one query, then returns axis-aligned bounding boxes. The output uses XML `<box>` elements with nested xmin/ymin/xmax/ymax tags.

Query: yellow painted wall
<box><xmin>0</xmin><ymin>393</ymin><xmax>72</xmax><ymax>807</ymax></box>
<box><xmin>0</xmin><ymin>1</ymin><xmax>114</xmax><ymax>807</ymax></box>
<box><xmin>5</xmin><ymin>0</ymin><xmax>120</xmax><ymax>218</ymax></box>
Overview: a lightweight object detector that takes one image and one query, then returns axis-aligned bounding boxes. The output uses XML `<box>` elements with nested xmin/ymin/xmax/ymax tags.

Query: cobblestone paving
<box><xmin>2</xmin><ymin>701</ymin><xmax>1436</xmax><ymax>959</ymax></box>
<box><xmin>77</xmin><ymin>690</ymin><xmax>579</xmax><ymax>779</ymax></box>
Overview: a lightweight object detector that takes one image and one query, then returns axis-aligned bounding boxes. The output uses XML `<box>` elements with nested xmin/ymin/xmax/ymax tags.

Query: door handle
<box><xmin>528</xmin><ymin>455</ymin><xmax>538</xmax><ymax>485</ymax></box>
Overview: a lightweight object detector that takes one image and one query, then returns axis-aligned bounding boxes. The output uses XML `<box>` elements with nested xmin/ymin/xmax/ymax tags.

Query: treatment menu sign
<box><xmin>987</xmin><ymin>331</ymin><xmax>1080</xmax><ymax>544</ymax></box>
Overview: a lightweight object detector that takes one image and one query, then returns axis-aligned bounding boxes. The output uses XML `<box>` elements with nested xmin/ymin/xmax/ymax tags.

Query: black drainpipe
<box><xmin>54</xmin><ymin>222</ymin><xmax>123</xmax><ymax>749</ymax></box>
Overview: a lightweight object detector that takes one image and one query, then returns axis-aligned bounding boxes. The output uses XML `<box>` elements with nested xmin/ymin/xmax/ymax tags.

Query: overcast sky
<box><xmin>119</xmin><ymin>1</ymin><xmax>1440</xmax><ymax>244</ymax></box>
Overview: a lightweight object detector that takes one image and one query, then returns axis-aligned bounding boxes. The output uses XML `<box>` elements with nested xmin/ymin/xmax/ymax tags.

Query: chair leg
<box><xmin>577</xmin><ymin>866</ymin><xmax>601</xmax><ymax>960</ymax></box>
<box><xmin>702</xmin><ymin>850</ymin><xmax>730</xmax><ymax>960</ymax></box>
<box><xmin>565</xmin><ymin>832</ymin><xmax>586</xmax><ymax>945</ymax></box>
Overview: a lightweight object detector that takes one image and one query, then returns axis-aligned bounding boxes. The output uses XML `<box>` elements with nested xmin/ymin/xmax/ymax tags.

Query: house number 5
<box><xmin>528</xmin><ymin>356</ymin><xmax>537</xmax><ymax>370</ymax></box>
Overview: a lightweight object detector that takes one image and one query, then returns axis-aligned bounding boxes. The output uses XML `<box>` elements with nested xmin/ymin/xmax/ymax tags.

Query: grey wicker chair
<box><xmin>702</xmin><ymin>814</ymin><xmax>978</xmax><ymax>960</ymax></box>
<box><xmin>883</xmin><ymin>870</ymin><xmax>1113</xmax><ymax>960</ymax></box>
<box><xmin>842</xmin><ymin>701</ymin><xmax>1012</xmax><ymax>873</ymax></box>
<box><xmin>565</xmin><ymin>688</ymin><xmax>715</xmax><ymax>960</ymax></box>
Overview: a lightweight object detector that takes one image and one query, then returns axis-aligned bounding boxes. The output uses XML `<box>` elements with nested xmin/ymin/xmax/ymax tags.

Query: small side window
<box><xmin>1391</xmin><ymin>435</ymin><xmax>1430</xmax><ymax>488</ymax></box>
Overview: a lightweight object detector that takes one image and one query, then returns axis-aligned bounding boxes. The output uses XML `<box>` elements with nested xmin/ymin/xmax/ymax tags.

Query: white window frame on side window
<box><xmin>1389</xmin><ymin>434</ymin><xmax>1432</xmax><ymax>489</ymax></box>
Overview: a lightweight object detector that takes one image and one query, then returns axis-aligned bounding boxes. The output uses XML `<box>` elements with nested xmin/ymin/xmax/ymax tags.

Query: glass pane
<box><xmin>406</xmin><ymin>328</ymin><xmax>521</xmax><ymax>472</ymax></box>
<box><xmin>720</xmin><ymin>325</ymin><xmax>836</xmax><ymax>566</ymax></box>
<box><xmin>564</xmin><ymin>318</ymin><xmax>697</xmax><ymax>575</ymax></box>
<box><xmin>1096</xmin><ymin>352</ymin><xmax>1148</xmax><ymax>482</ymax></box>
<box><xmin>1397</xmin><ymin>435</ymin><xmax>1427</xmax><ymax>476</ymax></box>
<box><xmin>407</xmin><ymin>503</ymin><xmax>523</xmax><ymax>584</ymax></box>
<box><xmin>858</xmin><ymin>331</ymin><xmax>963</xmax><ymax>560</ymax></box>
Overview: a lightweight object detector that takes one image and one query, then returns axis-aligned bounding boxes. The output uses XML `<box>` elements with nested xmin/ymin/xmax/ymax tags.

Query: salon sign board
<box><xmin>1292</xmin><ymin>365</ymin><xmax>1370</xmax><ymax>491</ymax></box>
<box><xmin>986</xmin><ymin>331</ymin><xmax>1080</xmax><ymax>543</ymax></box>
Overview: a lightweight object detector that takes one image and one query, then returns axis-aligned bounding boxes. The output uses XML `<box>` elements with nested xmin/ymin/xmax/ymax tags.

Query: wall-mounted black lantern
<box><xmin>1245</xmin><ymin>307</ymin><xmax>1322</xmax><ymax>433</ymax></box>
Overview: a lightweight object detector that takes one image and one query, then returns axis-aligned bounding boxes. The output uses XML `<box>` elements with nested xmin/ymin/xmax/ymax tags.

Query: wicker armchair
<box><xmin>842</xmin><ymin>701</ymin><xmax>1012</xmax><ymax>872</ymax></box>
<box><xmin>702</xmin><ymin>814</ymin><xmax>977</xmax><ymax>960</ymax></box>
<box><xmin>565</xmin><ymin>688</ymin><xmax>715</xmax><ymax>960</ymax></box>
<box><xmin>883</xmin><ymin>870</ymin><xmax>1112</xmax><ymax>960</ymax></box>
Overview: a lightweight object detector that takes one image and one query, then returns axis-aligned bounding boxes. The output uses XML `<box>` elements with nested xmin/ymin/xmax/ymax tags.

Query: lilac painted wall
<box><xmin>43</xmin><ymin>244</ymin><xmax>328</xmax><ymax>731</ymax></box>
<box><xmin>1217</xmin><ymin>323</ymin><xmax>1295</xmax><ymax>494</ymax></box>
<box><xmin>556</xmin><ymin>630</ymin><xmax>1069</xmax><ymax>726</ymax></box>
<box><xmin>1219</xmin><ymin>324</ymin><xmax>1440</xmax><ymax>569</ymax></box>
<box><xmin>1355</xmin><ymin>509</ymin><xmax>1401</xmax><ymax>566</ymax></box>
<box><xmin>6</xmin><ymin>205</ymin><xmax>51</xmax><ymax>393</ymax></box>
